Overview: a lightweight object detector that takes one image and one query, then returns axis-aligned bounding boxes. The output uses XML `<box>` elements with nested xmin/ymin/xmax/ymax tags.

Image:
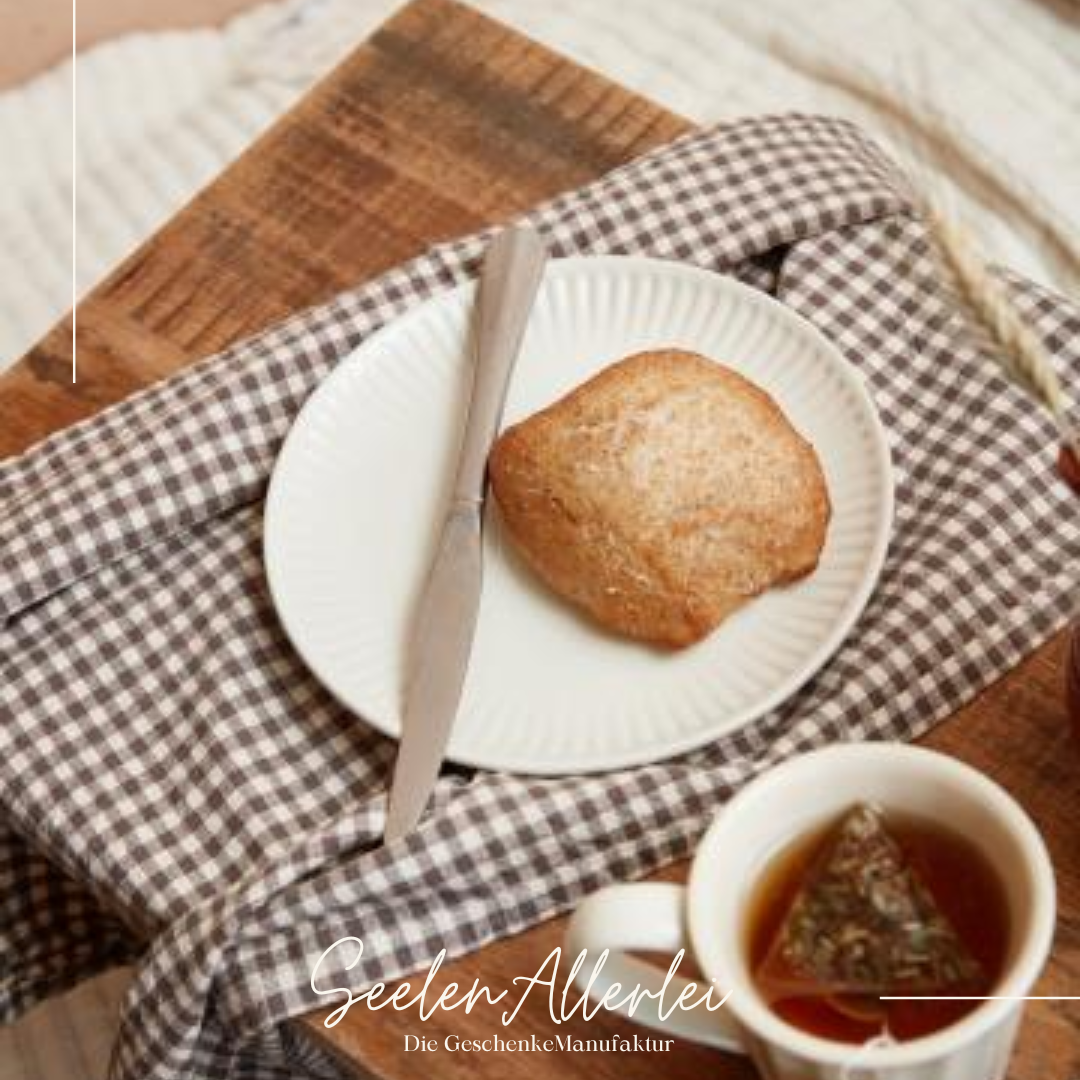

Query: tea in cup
<box><xmin>566</xmin><ymin>744</ymin><xmax>1055</xmax><ymax>1080</ymax></box>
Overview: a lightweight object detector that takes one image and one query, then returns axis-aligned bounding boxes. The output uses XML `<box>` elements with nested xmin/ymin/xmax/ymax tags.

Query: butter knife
<box><xmin>383</xmin><ymin>226</ymin><xmax>548</xmax><ymax>843</ymax></box>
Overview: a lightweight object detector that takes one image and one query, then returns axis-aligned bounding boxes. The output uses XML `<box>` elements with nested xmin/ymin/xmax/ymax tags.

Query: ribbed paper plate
<box><xmin>265</xmin><ymin>257</ymin><xmax>893</xmax><ymax>773</ymax></box>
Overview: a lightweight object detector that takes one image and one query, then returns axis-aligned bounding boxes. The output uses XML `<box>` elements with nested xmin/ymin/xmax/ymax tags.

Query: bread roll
<box><xmin>488</xmin><ymin>349</ymin><xmax>830</xmax><ymax>647</ymax></box>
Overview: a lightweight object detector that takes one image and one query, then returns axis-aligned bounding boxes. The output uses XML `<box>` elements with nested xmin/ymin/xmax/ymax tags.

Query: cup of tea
<box><xmin>566</xmin><ymin>744</ymin><xmax>1055</xmax><ymax>1080</ymax></box>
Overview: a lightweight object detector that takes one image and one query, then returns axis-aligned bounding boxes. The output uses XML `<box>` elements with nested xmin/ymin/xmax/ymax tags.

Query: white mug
<box><xmin>566</xmin><ymin>744</ymin><xmax>1056</xmax><ymax>1079</ymax></box>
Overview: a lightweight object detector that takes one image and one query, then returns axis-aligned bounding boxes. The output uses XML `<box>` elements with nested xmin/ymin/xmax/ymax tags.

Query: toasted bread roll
<box><xmin>489</xmin><ymin>349</ymin><xmax>830</xmax><ymax>647</ymax></box>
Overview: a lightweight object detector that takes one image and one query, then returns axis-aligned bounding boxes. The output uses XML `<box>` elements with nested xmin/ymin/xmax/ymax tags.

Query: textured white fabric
<box><xmin>0</xmin><ymin>0</ymin><xmax>1078</xmax><ymax>368</ymax></box>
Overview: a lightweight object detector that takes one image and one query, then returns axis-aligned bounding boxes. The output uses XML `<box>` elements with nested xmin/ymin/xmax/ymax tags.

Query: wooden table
<box><xmin>4</xmin><ymin>1</ymin><xmax>1075</xmax><ymax>1077</ymax></box>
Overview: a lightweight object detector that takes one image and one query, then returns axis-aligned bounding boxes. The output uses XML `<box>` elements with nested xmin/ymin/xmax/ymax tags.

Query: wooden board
<box><xmin>3</xmin><ymin>2</ymin><xmax>1074</xmax><ymax>1077</ymax></box>
<box><xmin>0</xmin><ymin>0</ymin><xmax>682</xmax><ymax>455</ymax></box>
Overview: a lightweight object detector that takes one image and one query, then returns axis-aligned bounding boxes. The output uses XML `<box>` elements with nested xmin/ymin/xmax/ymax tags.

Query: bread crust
<box><xmin>489</xmin><ymin>349</ymin><xmax>831</xmax><ymax>647</ymax></box>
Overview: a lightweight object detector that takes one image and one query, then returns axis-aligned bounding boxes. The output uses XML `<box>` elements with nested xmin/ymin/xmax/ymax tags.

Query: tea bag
<box><xmin>755</xmin><ymin>804</ymin><xmax>983</xmax><ymax>1004</ymax></box>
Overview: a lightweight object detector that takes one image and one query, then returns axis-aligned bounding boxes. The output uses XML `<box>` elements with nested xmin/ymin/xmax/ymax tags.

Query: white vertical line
<box><xmin>72</xmin><ymin>0</ymin><xmax>77</xmax><ymax>383</ymax></box>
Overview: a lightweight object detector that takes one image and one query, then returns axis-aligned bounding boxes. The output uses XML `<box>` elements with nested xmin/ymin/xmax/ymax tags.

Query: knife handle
<box><xmin>452</xmin><ymin>226</ymin><xmax>548</xmax><ymax>507</ymax></box>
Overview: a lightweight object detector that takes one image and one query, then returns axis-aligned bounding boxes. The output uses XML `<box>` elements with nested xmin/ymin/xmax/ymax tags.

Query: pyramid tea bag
<box><xmin>754</xmin><ymin>804</ymin><xmax>984</xmax><ymax>1003</ymax></box>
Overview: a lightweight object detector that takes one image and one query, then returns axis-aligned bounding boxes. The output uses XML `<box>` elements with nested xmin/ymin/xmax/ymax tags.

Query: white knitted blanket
<box><xmin>0</xmin><ymin>0</ymin><xmax>1078</xmax><ymax>367</ymax></box>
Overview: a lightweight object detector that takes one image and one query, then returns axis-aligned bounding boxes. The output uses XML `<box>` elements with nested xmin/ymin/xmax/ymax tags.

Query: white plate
<box><xmin>264</xmin><ymin>257</ymin><xmax>893</xmax><ymax>774</ymax></box>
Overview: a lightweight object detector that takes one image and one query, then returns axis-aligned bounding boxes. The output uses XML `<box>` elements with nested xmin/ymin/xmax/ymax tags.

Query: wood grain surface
<box><xmin>3</xmin><ymin>1</ymin><xmax>1074</xmax><ymax>1078</ymax></box>
<box><xmin>0</xmin><ymin>0</ymin><xmax>682</xmax><ymax>456</ymax></box>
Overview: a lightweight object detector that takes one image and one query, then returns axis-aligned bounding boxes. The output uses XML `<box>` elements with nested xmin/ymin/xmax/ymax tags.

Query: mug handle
<box><xmin>564</xmin><ymin>883</ymin><xmax>744</xmax><ymax>1052</ymax></box>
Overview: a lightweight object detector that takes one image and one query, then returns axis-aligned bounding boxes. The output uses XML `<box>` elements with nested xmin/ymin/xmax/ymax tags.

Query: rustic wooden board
<box><xmin>3</xmin><ymin>1</ymin><xmax>1073</xmax><ymax>1077</ymax></box>
<box><xmin>0</xmin><ymin>0</ymin><xmax>683</xmax><ymax>455</ymax></box>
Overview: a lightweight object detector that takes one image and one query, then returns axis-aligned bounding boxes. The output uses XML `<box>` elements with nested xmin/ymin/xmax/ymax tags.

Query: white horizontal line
<box><xmin>880</xmin><ymin>996</ymin><xmax>1080</xmax><ymax>1001</ymax></box>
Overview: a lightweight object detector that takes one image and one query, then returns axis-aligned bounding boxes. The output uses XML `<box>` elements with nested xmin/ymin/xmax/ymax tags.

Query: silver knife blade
<box><xmin>383</xmin><ymin>226</ymin><xmax>548</xmax><ymax>842</ymax></box>
<box><xmin>382</xmin><ymin>508</ymin><xmax>481</xmax><ymax>842</ymax></box>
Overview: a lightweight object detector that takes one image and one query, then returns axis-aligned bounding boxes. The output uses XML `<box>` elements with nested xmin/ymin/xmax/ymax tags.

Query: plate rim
<box><xmin>264</xmin><ymin>255</ymin><xmax>895</xmax><ymax>774</ymax></box>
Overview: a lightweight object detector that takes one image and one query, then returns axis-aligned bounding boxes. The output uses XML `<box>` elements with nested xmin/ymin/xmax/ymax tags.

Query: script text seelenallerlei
<box><xmin>310</xmin><ymin>937</ymin><xmax>731</xmax><ymax>1029</ymax></box>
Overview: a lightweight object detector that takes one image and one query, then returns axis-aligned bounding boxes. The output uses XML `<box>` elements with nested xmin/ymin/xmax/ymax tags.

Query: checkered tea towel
<box><xmin>0</xmin><ymin>115</ymin><xmax>1077</xmax><ymax>1080</ymax></box>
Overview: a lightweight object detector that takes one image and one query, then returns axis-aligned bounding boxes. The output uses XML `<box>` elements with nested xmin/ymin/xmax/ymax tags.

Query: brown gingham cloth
<box><xmin>1</xmin><ymin>115</ymin><xmax>1077</xmax><ymax>1079</ymax></box>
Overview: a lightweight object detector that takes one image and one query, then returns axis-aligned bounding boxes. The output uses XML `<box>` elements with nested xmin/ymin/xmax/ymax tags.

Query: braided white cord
<box><xmin>924</xmin><ymin>198</ymin><xmax>1080</xmax><ymax>458</ymax></box>
<box><xmin>881</xmin><ymin>55</ymin><xmax>1080</xmax><ymax>461</ymax></box>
